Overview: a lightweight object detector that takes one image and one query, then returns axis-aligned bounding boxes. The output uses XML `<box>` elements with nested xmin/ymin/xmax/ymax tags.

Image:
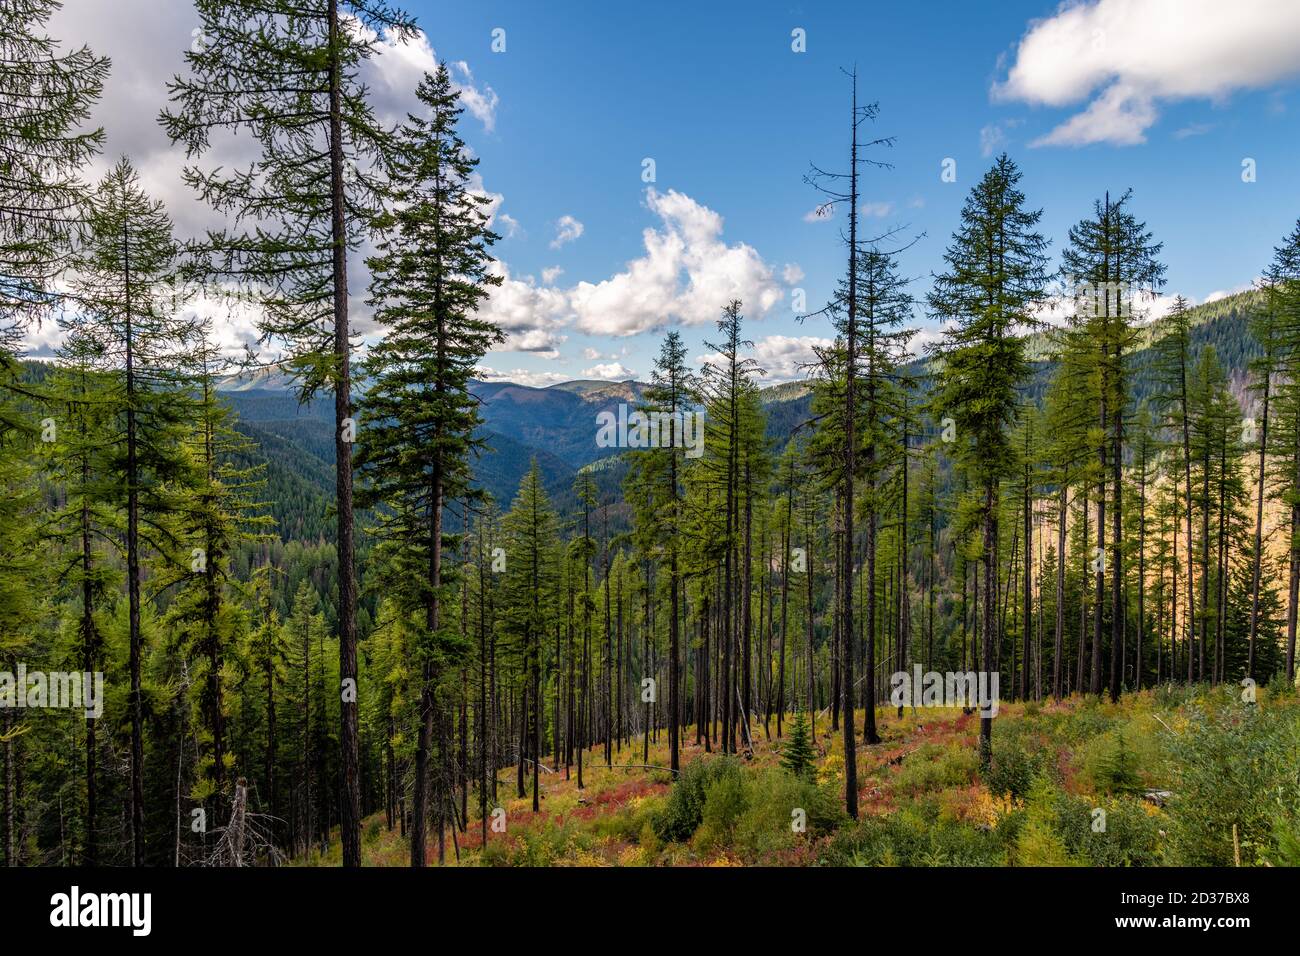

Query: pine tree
<box><xmin>780</xmin><ymin>709</ymin><xmax>815</xmax><ymax>781</ymax></box>
<box><xmin>353</xmin><ymin>62</ymin><xmax>501</xmax><ymax>867</ymax></box>
<box><xmin>929</xmin><ymin>154</ymin><xmax>1049</xmax><ymax>770</ymax></box>
<box><xmin>162</xmin><ymin>0</ymin><xmax>418</xmax><ymax>866</ymax></box>
<box><xmin>1262</xmin><ymin>222</ymin><xmax>1300</xmax><ymax>683</ymax></box>
<box><xmin>0</xmin><ymin>0</ymin><xmax>107</xmax><ymax>342</ymax></box>
<box><xmin>500</xmin><ymin>461</ymin><xmax>560</xmax><ymax>814</ymax></box>
<box><xmin>1060</xmin><ymin>189</ymin><xmax>1164</xmax><ymax>700</ymax></box>
<box><xmin>61</xmin><ymin>157</ymin><xmax>195</xmax><ymax>865</ymax></box>
<box><xmin>1154</xmin><ymin>295</ymin><xmax>1199</xmax><ymax>683</ymax></box>
<box><xmin>159</xmin><ymin>326</ymin><xmax>271</xmax><ymax>828</ymax></box>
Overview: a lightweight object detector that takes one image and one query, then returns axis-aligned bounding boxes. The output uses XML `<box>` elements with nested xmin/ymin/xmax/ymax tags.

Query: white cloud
<box><xmin>564</xmin><ymin>188</ymin><xmax>782</xmax><ymax>337</ymax></box>
<box><xmin>782</xmin><ymin>263</ymin><xmax>805</xmax><ymax>285</ymax></box>
<box><xmin>804</xmin><ymin>204</ymin><xmax>833</xmax><ymax>223</ymax></box>
<box><xmin>697</xmin><ymin>334</ymin><xmax>831</xmax><ymax>385</ymax></box>
<box><xmin>541</xmin><ymin>266</ymin><xmax>564</xmax><ymax>285</ymax></box>
<box><xmin>995</xmin><ymin>0</ymin><xmax>1300</xmax><ymax>146</ymax></box>
<box><xmin>474</xmin><ymin>261</ymin><xmax>570</xmax><ymax>357</ymax></box>
<box><xmin>580</xmin><ymin>362</ymin><xmax>636</xmax><ymax>381</ymax></box>
<box><xmin>475</xmin><ymin>365</ymin><xmax>569</xmax><ymax>388</ymax></box>
<box><xmin>497</xmin><ymin>213</ymin><xmax>522</xmax><ymax>239</ymax></box>
<box><xmin>550</xmin><ymin>215</ymin><xmax>584</xmax><ymax>249</ymax></box>
<box><xmin>751</xmin><ymin>335</ymin><xmax>832</xmax><ymax>383</ymax></box>
<box><xmin>859</xmin><ymin>201</ymin><xmax>894</xmax><ymax>218</ymax></box>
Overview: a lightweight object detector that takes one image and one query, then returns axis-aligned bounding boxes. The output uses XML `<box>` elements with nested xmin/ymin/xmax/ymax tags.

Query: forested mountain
<box><xmin>200</xmin><ymin>288</ymin><xmax>1269</xmax><ymax>539</ymax></box>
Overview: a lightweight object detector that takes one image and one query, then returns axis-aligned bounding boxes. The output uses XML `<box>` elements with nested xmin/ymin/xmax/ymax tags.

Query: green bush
<box><xmin>1165</xmin><ymin>702</ymin><xmax>1300</xmax><ymax>865</ymax></box>
<box><xmin>731</xmin><ymin>769</ymin><xmax>844</xmax><ymax>860</ymax></box>
<box><xmin>652</xmin><ymin>756</ymin><xmax>742</xmax><ymax>844</ymax></box>
<box><xmin>1266</xmin><ymin>670</ymin><xmax>1297</xmax><ymax>699</ymax></box>
<box><xmin>1080</xmin><ymin>728</ymin><xmax>1144</xmax><ymax>795</ymax></box>
<box><xmin>892</xmin><ymin>743</ymin><xmax>979</xmax><ymax>796</ymax></box>
<box><xmin>984</xmin><ymin>733</ymin><xmax>1050</xmax><ymax>801</ymax></box>
<box><xmin>1012</xmin><ymin>779</ymin><xmax>1162</xmax><ymax>866</ymax></box>
<box><xmin>824</xmin><ymin>801</ymin><xmax>1010</xmax><ymax>866</ymax></box>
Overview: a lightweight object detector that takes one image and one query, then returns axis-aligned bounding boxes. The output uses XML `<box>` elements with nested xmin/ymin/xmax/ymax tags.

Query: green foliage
<box><xmin>780</xmin><ymin>710</ymin><xmax>816</xmax><ymax>780</ymax></box>
<box><xmin>652</xmin><ymin>756</ymin><xmax>742</xmax><ymax>844</ymax></box>
<box><xmin>1080</xmin><ymin>728</ymin><xmax>1143</xmax><ymax>795</ymax></box>
<box><xmin>1164</xmin><ymin>702</ymin><xmax>1300</xmax><ymax>865</ymax></box>
<box><xmin>892</xmin><ymin>743</ymin><xmax>979</xmax><ymax>796</ymax></box>
<box><xmin>825</xmin><ymin>800</ymin><xmax>1011</xmax><ymax>867</ymax></box>
<box><xmin>984</xmin><ymin>729</ymin><xmax>1051</xmax><ymax>801</ymax></box>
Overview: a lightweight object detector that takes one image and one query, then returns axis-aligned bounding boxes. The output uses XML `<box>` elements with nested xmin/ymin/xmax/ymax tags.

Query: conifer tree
<box><xmin>61</xmin><ymin>157</ymin><xmax>195</xmax><ymax>865</ymax></box>
<box><xmin>929</xmin><ymin>154</ymin><xmax>1049</xmax><ymax>769</ymax></box>
<box><xmin>500</xmin><ymin>461</ymin><xmax>560</xmax><ymax>813</ymax></box>
<box><xmin>162</xmin><ymin>0</ymin><xmax>417</xmax><ymax>866</ymax></box>
<box><xmin>0</xmin><ymin>0</ymin><xmax>107</xmax><ymax>341</ymax></box>
<box><xmin>1061</xmin><ymin>190</ymin><xmax>1164</xmax><ymax>700</ymax></box>
<box><xmin>354</xmin><ymin>62</ymin><xmax>501</xmax><ymax>867</ymax></box>
<box><xmin>1154</xmin><ymin>296</ymin><xmax>1200</xmax><ymax>683</ymax></box>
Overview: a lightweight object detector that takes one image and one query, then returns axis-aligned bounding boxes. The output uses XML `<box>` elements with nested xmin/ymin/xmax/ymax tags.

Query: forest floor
<box><xmin>299</xmin><ymin>682</ymin><xmax>1300</xmax><ymax>866</ymax></box>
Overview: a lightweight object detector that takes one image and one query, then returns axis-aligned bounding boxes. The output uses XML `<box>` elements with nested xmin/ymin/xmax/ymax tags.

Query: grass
<box><xmin>321</xmin><ymin>684</ymin><xmax>1300</xmax><ymax>867</ymax></box>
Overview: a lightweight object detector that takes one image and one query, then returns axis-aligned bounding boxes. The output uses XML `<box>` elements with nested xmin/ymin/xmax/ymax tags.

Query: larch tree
<box><xmin>0</xmin><ymin>0</ymin><xmax>107</xmax><ymax>345</ymax></box>
<box><xmin>928</xmin><ymin>154</ymin><xmax>1049</xmax><ymax>770</ymax></box>
<box><xmin>161</xmin><ymin>0</ymin><xmax>418</xmax><ymax>866</ymax></box>
<box><xmin>61</xmin><ymin>157</ymin><xmax>196</xmax><ymax>865</ymax></box>
<box><xmin>1060</xmin><ymin>190</ymin><xmax>1164</xmax><ymax>700</ymax></box>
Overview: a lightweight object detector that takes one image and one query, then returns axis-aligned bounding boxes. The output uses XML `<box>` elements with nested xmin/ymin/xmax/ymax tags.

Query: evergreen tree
<box><xmin>780</xmin><ymin>708</ymin><xmax>815</xmax><ymax>781</ymax></box>
<box><xmin>928</xmin><ymin>154</ymin><xmax>1049</xmax><ymax>770</ymax></box>
<box><xmin>0</xmin><ymin>0</ymin><xmax>107</xmax><ymax>342</ymax></box>
<box><xmin>354</xmin><ymin>62</ymin><xmax>501</xmax><ymax>867</ymax></box>
<box><xmin>162</xmin><ymin>0</ymin><xmax>418</xmax><ymax>866</ymax></box>
<box><xmin>60</xmin><ymin>158</ymin><xmax>195</xmax><ymax>865</ymax></box>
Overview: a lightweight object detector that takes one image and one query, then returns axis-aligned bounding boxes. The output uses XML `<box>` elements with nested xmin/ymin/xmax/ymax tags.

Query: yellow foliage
<box><xmin>818</xmin><ymin>752</ymin><xmax>844</xmax><ymax>786</ymax></box>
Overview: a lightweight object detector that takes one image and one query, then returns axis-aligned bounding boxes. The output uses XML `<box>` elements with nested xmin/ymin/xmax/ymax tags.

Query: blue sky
<box><xmin>33</xmin><ymin>0</ymin><xmax>1300</xmax><ymax>385</ymax></box>
<box><xmin>412</xmin><ymin>0</ymin><xmax>1300</xmax><ymax>385</ymax></box>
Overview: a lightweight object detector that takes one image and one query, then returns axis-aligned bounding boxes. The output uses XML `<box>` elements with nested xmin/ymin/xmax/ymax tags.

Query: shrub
<box><xmin>652</xmin><ymin>756</ymin><xmax>741</xmax><ymax>844</ymax></box>
<box><xmin>1079</xmin><ymin>728</ymin><xmax>1144</xmax><ymax>795</ymax></box>
<box><xmin>695</xmin><ymin>768</ymin><xmax>750</xmax><ymax>850</ymax></box>
<box><xmin>824</xmin><ymin>801</ymin><xmax>1009</xmax><ymax>866</ymax></box>
<box><xmin>984</xmin><ymin>733</ymin><xmax>1049</xmax><ymax>801</ymax></box>
<box><xmin>1011</xmin><ymin>779</ymin><xmax>1162</xmax><ymax>866</ymax></box>
<box><xmin>1165</xmin><ymin>702</ymin><xmax>1300</xmax><ymax>865</ymax></box>
<box><xmin>892</xmin><ymin>743</ymin><xmax>979</xmax><ymax>797</ymax></box>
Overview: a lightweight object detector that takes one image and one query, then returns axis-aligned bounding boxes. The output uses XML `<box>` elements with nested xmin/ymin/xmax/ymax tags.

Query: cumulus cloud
<box><xmin>751</xmin><ymin>335</ymin><xmax>832</xmax><ymax>383</ymax></box>
<box><xmin>561</xmin><ymin>188</ymin><xmax>782</xmax><ymax>337</ymax></box>
<box><xmin>550</xmin><ymin>215</ymin><xmax>584</xmax><ymax>249</ymax></box>
<box><xmin>782</xmin><ymin>263</ymin><xmax>805</xmax><ymax>285</ymax></box>
<box><xmin>580</xmin><ymin>362</ymin><xmax>636</xmax><ymax>381</ymax></box>
<box><xmin>474</xmin><ymin>262</ymin><xmax>570</xmax><ymax>357</ymax></box>
<box><xmin>697</xmin><ymin>334</ymin><xmax>831</xmax><ymax>385</ymax></box>
<box><xmin>995</xmin><ymin>0</ymin><xmax>1300</xmax><ymax>147</ymax></box>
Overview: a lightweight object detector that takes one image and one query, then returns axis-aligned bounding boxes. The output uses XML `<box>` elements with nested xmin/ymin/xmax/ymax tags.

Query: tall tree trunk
<box><xmin>327</xmin><ymin>0</ymin><xmax>361</xmax><ymax>868</ymax></box>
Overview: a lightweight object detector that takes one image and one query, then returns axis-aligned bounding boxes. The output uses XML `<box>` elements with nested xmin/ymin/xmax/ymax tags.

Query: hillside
<box><xmin>302</xmin><ymin>684</ymin><xmax>1300</xmax><ymax>867</ymax></box>
<box><xmin>208</xmin><ymin>288</ymin><xmax>1267</xmax><ymax>544</ymax></box>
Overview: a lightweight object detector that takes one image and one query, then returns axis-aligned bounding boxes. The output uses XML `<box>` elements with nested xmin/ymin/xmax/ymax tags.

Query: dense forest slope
<box><xmin>210</xmin><ymin>287</ymin><xmax>1266</xmax><ymax>543</ymax></box>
